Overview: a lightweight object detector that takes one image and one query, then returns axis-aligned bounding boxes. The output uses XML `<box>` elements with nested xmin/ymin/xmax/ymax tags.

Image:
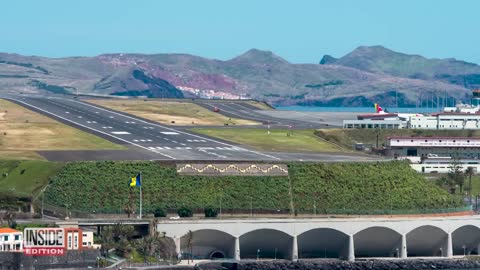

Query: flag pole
<box><xmin>139</xmin><ymin>172</ymin><xmax>143</xmax><ymax>219</ymax></box>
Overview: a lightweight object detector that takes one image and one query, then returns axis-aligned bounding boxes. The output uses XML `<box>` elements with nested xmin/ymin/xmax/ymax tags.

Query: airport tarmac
<box><xmin>1</xmin><ymin>94</ymin><xmax>382</xmax><ymax>162</ymax></box>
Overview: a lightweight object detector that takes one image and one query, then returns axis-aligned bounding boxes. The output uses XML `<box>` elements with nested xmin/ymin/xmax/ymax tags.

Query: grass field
<box><xmin>87</xmin><ymin>99</ymin><xmax>260</xmax><ymax>126</ymax></box>
<box><xmin>0</xmin><ymin>160</ymin><xmax>63</xmax><ymax>197</ymax></box>
<box><xmin>0</xmin><ymin>99</ymin><xmax>125</xmax><ymax>159</ymax></box>
<box><xmin>191</xmin><ymin>128</ymin><xmax>345</xmax><ymax>153</ymax></box>
<box><xmin>315</xmin><ymin>128</ymin><xmax>480</xmax><ymax>149</ymax></box>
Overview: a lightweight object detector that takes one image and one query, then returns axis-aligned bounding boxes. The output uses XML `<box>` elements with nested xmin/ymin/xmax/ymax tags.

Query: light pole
<box><xmin>256</xmin><ymin>249</ymin><xmax>260</xmax><ymax>260</ymax></box>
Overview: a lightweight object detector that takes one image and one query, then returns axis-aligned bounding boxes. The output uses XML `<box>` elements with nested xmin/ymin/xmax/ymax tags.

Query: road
<box><xmin>2</xmin><ymin>94</ymin><xmax>383</xmax><ymax>162</ymax></box>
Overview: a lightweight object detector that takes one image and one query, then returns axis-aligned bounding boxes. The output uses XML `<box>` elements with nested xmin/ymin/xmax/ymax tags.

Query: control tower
<box><xmin>472</xmin><ymin>89</ymin><xmax>480</xmax><ymax>106</ymax></box>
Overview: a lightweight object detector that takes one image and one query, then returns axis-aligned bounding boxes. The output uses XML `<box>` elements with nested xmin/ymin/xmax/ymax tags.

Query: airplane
<box><xmin>374</xmin><ymin>103</ymin><xmax>423</xmax><ymax>119</ymax></box>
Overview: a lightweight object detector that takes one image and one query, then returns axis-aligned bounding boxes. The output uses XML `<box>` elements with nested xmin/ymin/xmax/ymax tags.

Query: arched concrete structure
<box><xmin>452</xmin><ymin>225</ymin><xmax>480</xmax><ymax>255</ymax></box>
<box><xmin>240</xmin><ymin>229</ymin><xmax>293</xmax><ymax>259</ymax></box>
<box><xmin>298</xmin><ymin>228</ymin><xmax>349</xmax><ymax>259</ymax></box>
<box><xmin>180</xmin><ymin>229</ymin><xmax>236</xmax><ymax>259</ymax></box>
<box><xmin>159</xmin><ymin>215</ymin><xmax>480</xmax><ymax>261</ymax></box>
<box><xmin>354</xmin><ymin>227</ymin><xmax>402</xmax><ymax>258</ymax></box>
<box><xmin>407</xmin><ymin>225</ymin><xmax>448</xmax><ymax>257</ymax></box>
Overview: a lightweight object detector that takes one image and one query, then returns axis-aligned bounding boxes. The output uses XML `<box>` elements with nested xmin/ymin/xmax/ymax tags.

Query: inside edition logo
<box><xmin>24</xmin><ymin>228</ymin><xmax>65</xmax><ymax>256</ymax></box>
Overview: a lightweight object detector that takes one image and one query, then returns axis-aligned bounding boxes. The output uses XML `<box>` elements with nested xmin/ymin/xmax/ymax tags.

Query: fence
<box><xmin>41</xmin><ymin>202</ymin><xmax>472</xmax><ymax>219</ymax></box>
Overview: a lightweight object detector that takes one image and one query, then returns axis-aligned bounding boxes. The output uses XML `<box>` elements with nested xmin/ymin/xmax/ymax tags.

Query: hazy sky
<box><xmin>1</xmin><ymin>0</ymin><xmax>479</xmax><ymax>64</ymax></box>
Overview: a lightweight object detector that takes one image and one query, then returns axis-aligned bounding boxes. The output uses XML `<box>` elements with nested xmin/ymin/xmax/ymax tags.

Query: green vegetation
<box><xmin>28</xmin><ymin>80</ymin><xmax>73</xmax><ymax>94</ymax></box>
<box><xmin>192</xmin><ymin>128</ymin><xmax>344</xmax><ymax>153</ymax></box>
<box><xmin>316</xmin><ymin>129</ymin><xmax>480</xmax><ymax>149</ymax></box>
<box><xmin>44</xmin><ymin>161</ymin><xmax>290</xmax><ymax>213</ymax></box>
<box><xmin>43</xmin><ymin>161</ymin><xmax>463</xmax><ymax>215</ymax></box>
<box><xmin>305</xmin><ymin>80</ymin><xmax>343</xmax><ymax>88</ymax></box>
<box><xmin>289</xmin><ymin>162</ymin><xmax>462</xmax><ymax>214</ymax></box>
<box><xmin>0</xmin><ymin>160</ymin><xmax>62</xmax><ymax>197</ymax></box>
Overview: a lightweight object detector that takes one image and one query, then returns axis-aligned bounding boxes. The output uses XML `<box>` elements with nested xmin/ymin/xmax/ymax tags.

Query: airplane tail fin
<box><xmin>374</xmin><ymin>103</ymin><xmax>384</xmax><ymax>113</ymax></box>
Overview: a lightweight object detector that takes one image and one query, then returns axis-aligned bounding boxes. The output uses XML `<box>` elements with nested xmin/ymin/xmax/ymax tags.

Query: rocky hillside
<box><xmin>320</xmin><ymin>46</ymin><xmax>480</xmax><ymax>89</ymax></box>
<box><xmin>0</xmin><ymin>46</ymin><xmax>476</xmax><ymax>106</ymax></box>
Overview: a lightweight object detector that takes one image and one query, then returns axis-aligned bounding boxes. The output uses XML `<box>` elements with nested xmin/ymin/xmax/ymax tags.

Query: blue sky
<box><xmin>1</xmin><ymin>0</ymin><xmax>479</xmax><ymax>64</ymax></box>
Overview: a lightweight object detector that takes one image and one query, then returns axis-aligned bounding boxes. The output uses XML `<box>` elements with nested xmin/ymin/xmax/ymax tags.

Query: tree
<box><xmin>183</xmin><ymin>230</ymin><xmax>193</xmax><ymax>263</ymax></box>
<box><xmin>204</xmin><ymin>207</ymin><xmax>218</xmax><ymax>218</ymax></box>
<box><xmin>154</xmin><ymin>208</ymin><xmax>167</xmax><ymax>218</ymax></box>
<box><xmin>124</xmin><ymin>187</ymin><xmax>136</xmax><ymax>218</ymax></box>
<box><xmin>447</xmin><ymin>156</ymin><xmax>465</xmax><ymax>194</ymax></box>
<box><xmin>177</xmin><ymin>207</ymin><xmax>193</xmax><ymax>218</ymax></box>
<box><xmin>465</xmin><ymin>167</ymin><xmax>476</xmax><ymax>204</ymax></box>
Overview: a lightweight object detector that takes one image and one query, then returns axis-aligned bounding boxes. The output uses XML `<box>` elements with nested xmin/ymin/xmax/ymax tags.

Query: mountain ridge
<box><xmin>0</xmin><ymin>46</ymin><xmax>475</xmax><ymax>106</ymax></box>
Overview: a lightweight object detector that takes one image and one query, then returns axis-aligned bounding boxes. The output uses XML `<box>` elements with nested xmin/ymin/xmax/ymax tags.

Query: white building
<box><xmin>409</xmin><ymin>113</ymin><xmax>480</xmax><ymax>130</ymax></box>
<box><xmin>0</xmin><ymin>228</ymin><xmax>22</xmax><ymax>252</ymax></box>
<box><xmin>385</xmin><ymin>136</ymin><xmax>480</xmax><ymax>159</ymax></box>
<box><xmin>410</xmin><ymin>157</ymin><xmax>480</xmax><ymax>173</ymax></box>
<box><xmin>81</xmin><ymin>231</ymin><xmax>100</xmax><ymax>249</ymax></box>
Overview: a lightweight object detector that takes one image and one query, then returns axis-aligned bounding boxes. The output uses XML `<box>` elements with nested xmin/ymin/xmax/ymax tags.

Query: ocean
<box><xmin>275</xmin><ymin>105</ymin><xmax>439</xmax><ymax>113</ymax></box>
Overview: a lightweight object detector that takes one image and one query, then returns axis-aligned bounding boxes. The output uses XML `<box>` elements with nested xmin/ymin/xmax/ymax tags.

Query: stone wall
<box><xmin>195</xmin><ymin>259</ymin><xmax>480</xmax><ymax>270</ymax></box>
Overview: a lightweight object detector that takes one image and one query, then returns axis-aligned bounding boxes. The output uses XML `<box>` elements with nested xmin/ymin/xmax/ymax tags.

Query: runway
<box><xmin>193</xmin><ymin>100</ymin><xmax>330</xmax><ymax>128</ymax></box>
<box><xmin>2</xmin><ymin>94</ymin><xmax>383</xmax><ymax>162</ymax></box>
<box><xmin>3</xmin><ymin>95</ymin><xmax>278</xmax><ymax>161</ymax></box>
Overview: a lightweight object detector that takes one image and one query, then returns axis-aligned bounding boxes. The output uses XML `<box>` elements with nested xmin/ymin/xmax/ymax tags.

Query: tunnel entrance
<box><xmin>452</xmin><ymin>225</ymin><xmax>480</xmax><ymax>255</ymax></box>
<box><xmin>298</xmin><ymin>228</ymin><xmax>349</xmax><ymax>259</ymax></box>
<box><xmin>209</xmin><ymin>251</ymin><xmax>226</xmax><ymax>259</ymax></box>
<box><xmin>181</xmin><ymin>229</ymin><xmax>235</xmax><ymax>259</ymax></box>
<box><xmin>240</xmin><ymin>229</ymin><xmax>292</xmax><ymax>259</ymax></box>
<box><xmin>354</xmin><ymin>227</ymin><xmax>402</xmax><ymax>258</ymax></box>
<box><xmin>407</xmin><ymin>225</ymin><xmax>447</xmax><ymax>257</ymax></box>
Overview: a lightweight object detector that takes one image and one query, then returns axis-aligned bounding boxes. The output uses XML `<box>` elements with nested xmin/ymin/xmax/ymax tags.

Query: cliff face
<box><xmin>0</xmin><ymin>47</ymin><xmax>475</xmax><ymax>106</ymax></box>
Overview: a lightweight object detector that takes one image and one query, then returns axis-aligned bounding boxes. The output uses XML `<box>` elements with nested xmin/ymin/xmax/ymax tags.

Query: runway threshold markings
<box><xmin>62</xmin><ymin>98</ymin><xmax>280</xmax><ymax>160</ymax></box>
<box><xmin>111</xmin><ymin>131</ymin><xmax>131</xmax><ymax>135</ymax></box>
<box><xmin>7</xmin><ymin>97</ymin><xmax>176</xmax><ymax>160</ymax></box>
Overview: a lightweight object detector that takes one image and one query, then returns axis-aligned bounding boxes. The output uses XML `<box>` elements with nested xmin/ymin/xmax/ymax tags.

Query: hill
<box><xmin>0</xmin><ymin>47</ymin><xmax>475</xmax><ymax>106</ymax></box>
<box><xmin>320</xmin><ymin>46</ymin><xmax>480</xmax><ymax>89</ymax></box>
<box><xmin>42</xmin><ymin>161</ymin><xmax>463</xmax><ymax>215</ymax></box>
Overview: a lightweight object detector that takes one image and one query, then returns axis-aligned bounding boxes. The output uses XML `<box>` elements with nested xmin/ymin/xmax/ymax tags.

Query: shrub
<box><xmin>154</xmin><ymin>208</ymin><xmax>167</xmax><ymax>218</ymax></box>
<box><xmin>204</xmin><ymin>207</ymin><xmax>218</xmax><ymax>218</ymax></box>
<box><xmin>177</xmin><ymin>207</ymin><xmax>193</xmax><ymax>218</ymax></box>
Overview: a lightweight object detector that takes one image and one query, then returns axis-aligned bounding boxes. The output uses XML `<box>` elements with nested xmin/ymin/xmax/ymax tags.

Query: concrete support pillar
<box><xmin>401</xmin><ymin>234</ymin><xmax>407</xmax><ymax>259</ymax></box>
<box><xmin>234</xmin><ymin>237</ymin><xmax>240</xmax><ymax>260</ymax></box>
<box><xmin>291</xmin><ymin>235</ymin><xmax>298</xmax><ymax>261</ymax></box>
<box><xmin>446</xmin><ymin>232</ymin><xmax>453</xmax><ymax>258</ymax></box>
<box><xmin>348</xmin><ymin>235</ymin><xmax>355</xmax><ymax>262</ymax></box>
<box><xmin>477</xmin><ymin>243</ymin><xmax>480</xmax><ymax>255</ymax></box>
<box><xmin>174</xmin><ymin>236</ymin><xmax>181</xmax><ymax>258</ymax></box>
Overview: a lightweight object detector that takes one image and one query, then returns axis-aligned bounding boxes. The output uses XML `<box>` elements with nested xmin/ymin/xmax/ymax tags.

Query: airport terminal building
<box><xmin>385</xmin><ymin>137</ymin><xmax>480</xmax><ymax>159</ymax></box>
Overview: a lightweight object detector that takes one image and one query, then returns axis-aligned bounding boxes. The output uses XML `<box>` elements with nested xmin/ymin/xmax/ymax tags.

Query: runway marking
<box><xmin>133</xmin><ymin>140</ymin><xmax>139</xmax><ymax>142</ymax></box>
<box><xmin>172</xmin><ymin>141</ymin><xmax>178</xmax><ymax>144</ymax></box>
<box><xmin>163</xmin><ymin>138</ymin><xmax>169</xmax><ymax>141</ymax></box>
<box><xmin>126</xmin><ymin>121</ymin><xmax>136</xmax><ymax>124</ymax></box>
<box><xmin>187</xmin><ymin>139</ymin><xmax>207</xmax><ymax>143</ymax></box>
<box><xmin>111</xmin><ymin>131</ymin><xmax>131</xmax><ymax>135</ymax></box>
<box><xmin>180</xmin><ymin>143</ymin><xmax>187</xmax><ymax>146</ymax></box>
<box><xmin>161</xmin><ymin>132</ymin><xmax>179</xmax><ymax>135</ymax></box>
<box><xmin>77</xmin><ymin>116</ymin><xmax>82</xmax><ymax>118</ymax></box>
<box><xmin>7</xmin><ymin>98</ymin><xmax>175</xmax><ymax>160</ymax></box>
<box><xmin>140</xmin><ymin>139</ymin><xmax>146</xmax><ymax>142</ymax></box>
<box><xmin>109</xmin><ymin>116</ymin><xmax>114</xmax><ymax>118</ymax></box>
<box><xmin>63</xmin><ymin>98</ymin><xmax>279</xmax><ymax>160</ymax></box>
<box><xmin>175</xmin><ymin>147</ymin><xmax>192</xmax><ymax>150</ymax></box>
<box><xmin>146</xmin><ymin>139</ymin><xmax>152</xmax><ymax>142</ymax></box>
<box><xmin>65</xmin><ymin>111</ymin><xmax>69</xmax><ymax>114</ymax></box>
<box><xmin>102</xmin><ymin>126</ymin><xmax>113</xmax><ymax>129</ymax></box>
